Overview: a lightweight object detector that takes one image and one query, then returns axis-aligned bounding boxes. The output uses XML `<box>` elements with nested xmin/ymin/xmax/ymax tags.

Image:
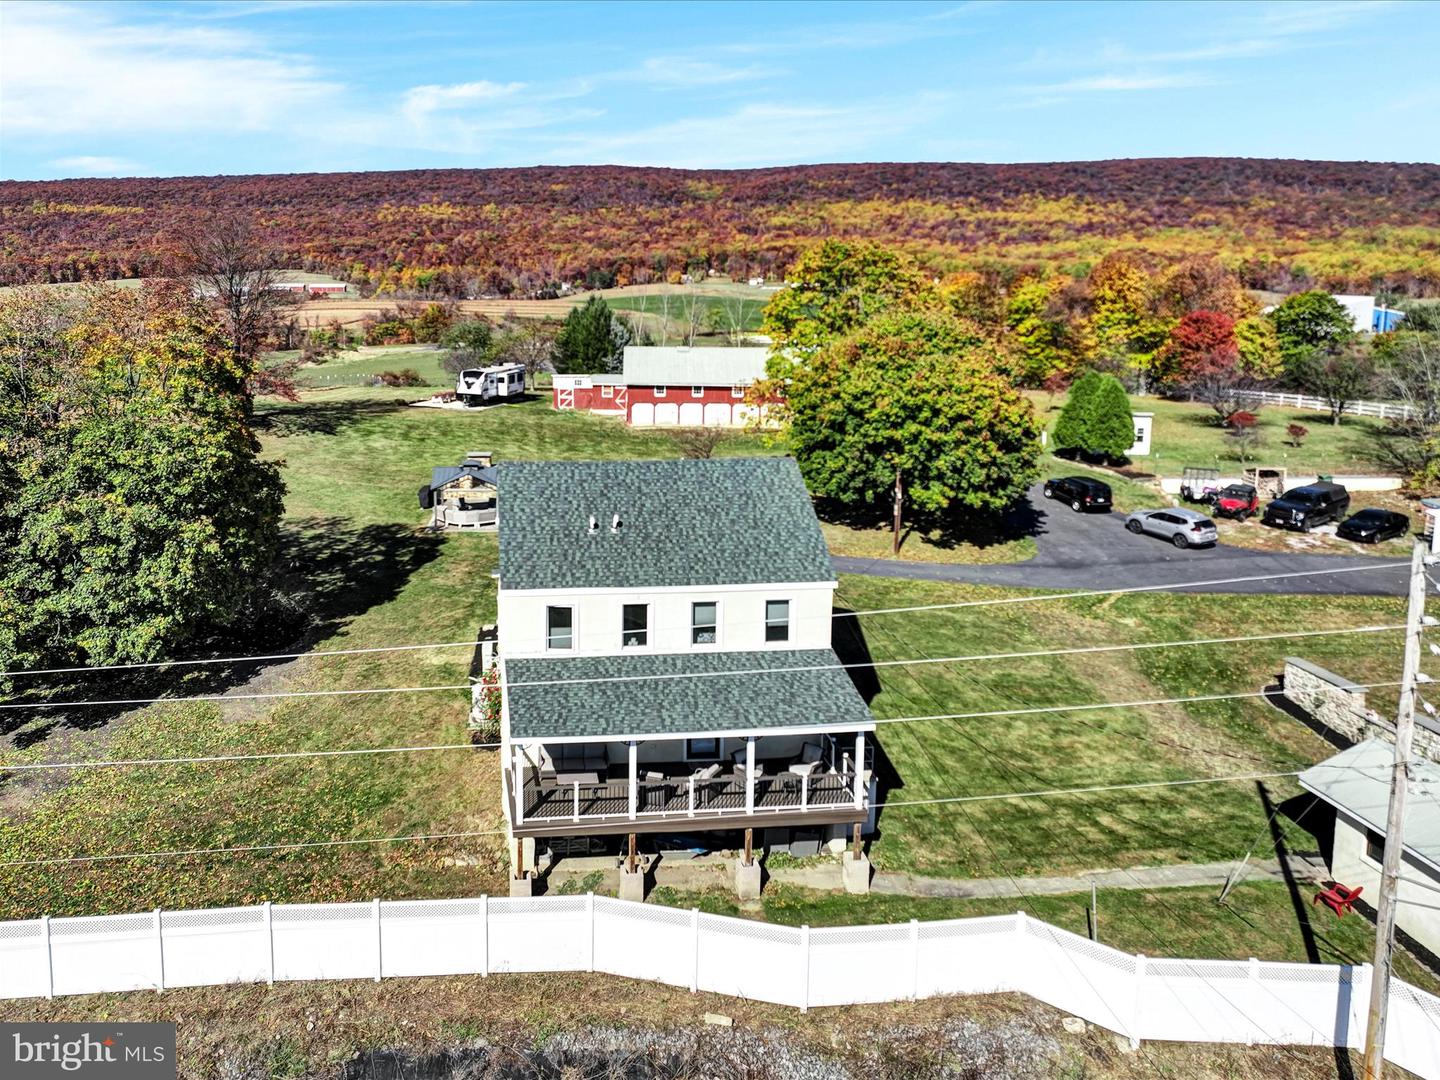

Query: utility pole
<box><xmin>1363</xmin><ymin>540</ymin><xmax>1429</xmax><ymax>1080</ymax></box>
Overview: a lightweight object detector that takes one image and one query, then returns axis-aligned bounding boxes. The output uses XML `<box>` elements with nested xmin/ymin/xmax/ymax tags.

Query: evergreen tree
<box><xmin>555</xmin><ymin>296</ymin><xmax>629</xmax><ymax>374</ymax></box>
<box><xmin>1051</xmin><ymin>370</ymin><xmax>1101</xmax><ymax>454</ymax></box>
<box><xmin>1052</xmin><ymin>371</ymin><xmax>1134</xmax><ymax>462</ymax></box>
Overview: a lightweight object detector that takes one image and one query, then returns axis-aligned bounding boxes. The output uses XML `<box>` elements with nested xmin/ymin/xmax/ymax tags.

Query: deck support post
<box><xmin>512</xmin><ymin>745</ymin><xmax>525</xmax><ymax>825</ymax></box>
<box><xmin>627</xmin><ymin>832</ymin><xmax>637</xmax><ymax>875</ymax></box>
<box><xmin>627</xmin><ymin>740</ymin><xmax>638</xmax><ymax>821</ymax></box>
<box><xmin>743</xmin><ymin>827</ymin><xmax>754</xmax><ymax>867</ymax></box>
<box><xmin>745</xmin><ymin>736</ymin><xmax>756</xmax><ymax>815</ymax></box>
<box><xmin>514</xmin><ymin>838</ymin><xmax>524</xmax><ymax>880</ymax></box>
<box><xmin>852</xmin><ymin>822</ymin><xmax>862</xmax><ymax>858</ymax></box>
<box><xmin>853</xmin><ymin>732</ymin><xmax>865</xmax><ymax>809</ymax></box>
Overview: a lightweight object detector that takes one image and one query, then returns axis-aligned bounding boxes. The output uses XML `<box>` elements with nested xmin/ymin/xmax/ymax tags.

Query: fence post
<box><xmin>586</xmin><ymin>892</ymin><xmax>595</xmax><ymax>973</ymax></box>
<box><xmin>1131</xmin><ymin>954</ymin><xmax>1146</xmax><ymax>1050</ymax></box>
<box><xmin>1247</xmin><ymin>958</ymin><xmax>1260</xmax><ymax>1045</ymax></box>
<box><xmin>800</xmin><ymin>924</ymin><xmax>811</xmax><ymax>1013</ymax></box>
<box><xmin>154</xmin><ymin>908</ymin><xmax>165</xmax><ymax>994</ymax></box>
<box><xmin>479</xmin><ymin>894</ymin><xmax>489</xmax><ymax>977</ymax></box>
<box><xmin>41</xmin><ymin>914</ymin><xmax>53</xmax><ymax>1000</ymax></box>
<box><xmin>910</xmin><ymin>919</ymin><xmax>921</xmax><ymax>999</ymax></box>
<box><xmin>690</xmin><ymin>908</ymin><xmax>700</xmax><ymax>993</ymax></box>
<box><xmin>263</xmin><ymin>902</ymin><xmax>275</xmax><ymax>985</ymax></box>
<box><xmin>373</xmin><ymin>898</ymin><xmax>383</xmax><ymax>983</ymax></box>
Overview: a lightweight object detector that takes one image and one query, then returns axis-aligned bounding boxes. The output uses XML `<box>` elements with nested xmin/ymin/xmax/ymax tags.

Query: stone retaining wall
<box><xmin>1283</xmin><ymin>656</ymin><xmax>1440</xmax><ymax>759</ymax></box>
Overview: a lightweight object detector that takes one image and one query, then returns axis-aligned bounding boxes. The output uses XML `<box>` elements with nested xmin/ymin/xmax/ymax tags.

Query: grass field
<box><xmin>0</xmin><ymin>382</ymin><xmax>1409</xmax><ymax>926</ymax></box>
<box><xmin>1032</xmin><ymin>391</ymin><xmax>1397</xmax><ymax>476</ymax></box>
<box><xmin>290</xmin><ymin>344</ymin><xmax>452</xmax><ymax>388</ymax></box>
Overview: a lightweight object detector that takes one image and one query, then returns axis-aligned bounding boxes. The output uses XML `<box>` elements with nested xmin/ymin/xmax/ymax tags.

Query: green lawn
<box><xmin>1031</xmin><ymin>391</ymin><xmax>1396</xmax><ymax>476</ymax></box>
<box><xmin>0</xmin><ymin>381</ymin><xmax>1411</xmax><ymax>978</ymax></box>
<box><xmin>290</xmin><ymin>345</ymin><xmax>452</xmax><ymax>388</ymax></box>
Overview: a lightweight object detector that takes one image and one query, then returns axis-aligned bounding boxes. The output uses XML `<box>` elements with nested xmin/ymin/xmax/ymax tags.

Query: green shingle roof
<box><xmin>497</xmin><ymin>457</ymin><xmax>833</xmax><ymax>591</ymax></box>
<box><xmin>504</xmin><ymin>648</ymin><xmax>875</xmax><ymax>740</ymax></box>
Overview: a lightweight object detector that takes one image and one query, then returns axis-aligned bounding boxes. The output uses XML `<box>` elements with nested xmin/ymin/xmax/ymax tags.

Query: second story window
<box><xmin>601</xmin><ymin>384</ymin><xmax>614</xmax><ymax>398</ymax></box>
<box><xmin>692</xmin><ymin>601</ymin><xmax>718</xmax><ymax>645</ymax></box>
<box><xmin>622</xmin><ymin>604</ymin><xmax>648</xmax><ymax>648</ymax></box>
<box><xmin>654</xmin><ymin>386</ymin><xmax>667</xmax><ymax>398</ymax></box>
<box><xmin>765</xmin><ymin>599</ymin><xmax>790</xmax><ymax>642</ymax></box>
<box><xmin>546</xmin><ymin>606</ymin><xmax>574</xmax><ymax>650</ymax></box>
<box><xmin>691</xmin><ymin>386</ymin><xmax>704</xmax><ymax>398</ymax></box>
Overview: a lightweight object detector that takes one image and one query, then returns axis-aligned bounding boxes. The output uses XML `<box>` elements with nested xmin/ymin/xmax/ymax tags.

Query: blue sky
<box><xmin>1</xmin><ymin>0</ymin><xmax>1436</xmax><ymax>180</ymax></box>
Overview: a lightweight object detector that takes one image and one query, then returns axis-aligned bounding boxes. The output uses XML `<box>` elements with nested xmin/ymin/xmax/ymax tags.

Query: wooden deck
<box><xmin>509</xmin><ymin>768</ymin><xmax>865</xmax><ymax>838</ymax></box>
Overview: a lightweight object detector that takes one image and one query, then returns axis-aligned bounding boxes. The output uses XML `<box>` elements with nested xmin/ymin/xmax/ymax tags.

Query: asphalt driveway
<box><xmin>832</xmin><ymin>484</ymin><xmax>1410</xmax><ymax>596</ymax></box>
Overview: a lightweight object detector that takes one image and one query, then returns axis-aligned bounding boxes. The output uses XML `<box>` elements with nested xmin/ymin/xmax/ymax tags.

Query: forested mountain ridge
<box><xmin>3</xmin><ymin>158</ymin><xmax>1438</xmax><ymax>295</ymax></box>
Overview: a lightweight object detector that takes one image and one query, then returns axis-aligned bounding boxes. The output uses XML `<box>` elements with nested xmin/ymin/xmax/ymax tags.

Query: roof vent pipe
<box><xmin>611</xmin><ymin>514</ymin><xmax>622</xmax><ymax>534</ymax></box>
<box><xmin>587</xmin><ymin>514</ymin><xmax>598</xmax><ymax>535</ymax></box>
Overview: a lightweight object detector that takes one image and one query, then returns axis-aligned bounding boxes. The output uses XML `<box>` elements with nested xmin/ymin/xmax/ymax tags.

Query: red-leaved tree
<box><xmin>1158</xmin><ymin>310</ymin><xmax>1264</xmax><ymax>423</ymax></box>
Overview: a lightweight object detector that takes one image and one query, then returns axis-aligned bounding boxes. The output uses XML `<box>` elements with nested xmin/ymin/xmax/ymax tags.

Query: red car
<box><xmin>1212</xmin><ymin>483</ymin><xmax>1259</xmax><ymax>521</ymax></box>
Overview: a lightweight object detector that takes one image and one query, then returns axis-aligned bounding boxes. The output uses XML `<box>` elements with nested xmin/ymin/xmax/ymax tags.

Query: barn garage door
<box><xmin>732</xmin><ymin>404</ymin><xmax>755</xmax><ymax>426</ymax></box>
<box><xmin>630</xmin><ymin>402</ymin><xmax>655</xmax><ymax>426</ymax></box>
<box><xmin>679</xmin><ymin>402</ymin><xmax>704</xmax><ymax>426</ymax></box>
<box><xmin>703</xmin><ymin>403</ymin><xmax>731</xmax><ymax>426</ymax></box>
<box><xmin>654</xmin><ymin>403</ymin><xmax>680</xmax><ymax>426</ymax></box>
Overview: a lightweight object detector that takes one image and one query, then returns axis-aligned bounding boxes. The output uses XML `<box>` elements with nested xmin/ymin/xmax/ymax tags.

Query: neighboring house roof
<box><xmin>504</xmin><ymin>648</ymin><xmax>875</xmax><ymax>741</ymax></box>
<box><xmin>429</xmin><ymin>464</ymin><xmax>498</xmax><ymax>492</ymax></box>
<box><xmin>497</xmin><ymin>457</ymin><xmax>833</xmax><ymax>591</ymax></box>
<box><xmin>622</xmin><ymin>346</ymin><xmax>769</xmax><ymax>386</ymax></box>
<box><xmin>1297</xmin><ymin>739</ymin><xmax>1440</xmax><ymax>874</ymax></box>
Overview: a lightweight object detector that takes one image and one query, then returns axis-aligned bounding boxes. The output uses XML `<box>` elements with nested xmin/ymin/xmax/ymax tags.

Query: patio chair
<box><xmin>688</xmin><ymin>762</ymin><xmax>723</xmax><ymax>807</ymax></box>
<box><xmin>787</xmin><ymin>741</ymin><xmax>825</xmax><ymax>778</ymax></box>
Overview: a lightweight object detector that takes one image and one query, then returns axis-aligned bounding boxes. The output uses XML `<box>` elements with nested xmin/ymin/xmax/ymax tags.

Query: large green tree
<box><xmin>1052</xmin><ymin>371</ymin><xmax>1134</xmax><ymax>462</ymax></box>
<box><xmin>1270</xmin><ymin>291</ymin><xmax>1355</xmax><ymax>377</ymax></box>
<box><xmin>779</xmin><ymin>312</ymin><xmax>1040</xmax><ymax>552</ymax></box>
<box><xmin>555</xmin><ymin>296</ymin><xmax>629</xmax><ymax>374</ymax></box>
<box><xmin>761</xmin><ymin>239</ymin><xmax>935</xmax><ymax>350</ymax></box>
<box><xmin>0</xmin><ymin>283</ymin><xmax>285</xmax><ymax>672</ymax></box>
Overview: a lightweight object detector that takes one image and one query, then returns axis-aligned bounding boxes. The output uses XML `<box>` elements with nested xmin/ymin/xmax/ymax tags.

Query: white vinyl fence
<box><xmin>1236</xmin><ymin>389</ymin><xmax>1419</xmax><ymax>421</ymax></box>
<box><xmin>3</xmin><ymin>896</ymin><xmax>1440</xmax><ymax>1077</ymax></box>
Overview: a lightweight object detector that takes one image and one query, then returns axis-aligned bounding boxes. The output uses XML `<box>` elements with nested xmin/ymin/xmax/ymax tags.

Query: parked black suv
<box><xmin>1261</xmin><ymin>482</ymin><xmax>1351</xmax><ymax>532</ymax></box>
<box><xmin>1042</xmin><ymin>476</ymin><xmax>1112</xmax><ymax>512</ymax></box>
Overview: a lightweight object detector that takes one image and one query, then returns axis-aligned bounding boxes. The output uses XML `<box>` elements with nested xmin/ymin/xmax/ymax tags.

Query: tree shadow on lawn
<box><xmin>253</xmin><ymin>398</ymin><xmax>405</xmax><ymax>438</ymax></box>
<box><xmin>0</xmin><ymin>519</ymin><xmax>444</xmax><ymax>761</ymax></box>
<box><xmin>817</xmin><ymin>496</ymin><xmax>1045</xmax><ymax>555</ymax></box>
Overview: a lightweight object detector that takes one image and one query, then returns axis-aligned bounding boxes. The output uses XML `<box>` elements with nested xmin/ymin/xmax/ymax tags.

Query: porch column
<box><xmin>745</xmin><ymin>736</ymin><xmax>756</xmax><ymax>815</ymax></box>
<box><xmin>512</xmin><ymin>745</ymin><xmax>524</xmax><ymax>825</ymax></box>
<box><xmin>853</xmin><ymin>732</ymin><xmax>865</xmax><ymax>809</ymax></box>
<box><xmin>627</xmin><ymin>740</ymin><xmax>638</xmax><ymax>820</ymax></box>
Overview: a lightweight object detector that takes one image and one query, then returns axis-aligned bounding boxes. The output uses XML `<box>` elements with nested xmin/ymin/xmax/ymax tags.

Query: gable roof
<box><xmin>497</xmin><ymin>457</ymin><xmax>833</xmax><ymax>591</ymax></box>
<box><xmin>429</xmin><ymin>464</ymin><xmax>498</xmax><ymax>492</ymax></box>
<box><xmin>1297</xmin><ymin>739</ymin><xmax>1440</xmax><ymax>874</ymax></box>
<box><xmin>622</xmin><ymin>346</ymin><xmax>769</xmax><ymax>387</ymax></box>
<box><xmin>504</xmin><ymin>648</ymin><xmax>874</xmax><ymax>741</ymax></box>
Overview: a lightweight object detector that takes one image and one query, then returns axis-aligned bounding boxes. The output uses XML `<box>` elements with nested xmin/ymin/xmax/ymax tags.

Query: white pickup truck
<box><xmin>456</xmin><ymin>363</ymin><xmax>526</xmax><ymax>406</ymax></box>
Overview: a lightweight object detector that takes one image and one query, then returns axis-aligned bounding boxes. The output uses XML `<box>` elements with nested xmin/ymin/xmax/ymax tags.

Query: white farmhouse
<box><xmin>491</xmin><ymin>457</ymin><xmax>876</xmax><ymax>885</ymax></box>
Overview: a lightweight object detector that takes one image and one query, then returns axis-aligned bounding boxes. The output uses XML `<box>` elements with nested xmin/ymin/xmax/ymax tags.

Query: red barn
<box><xmin>552</xmin><ymin>346</ymin><xmax>769</xmax><ymax>427</ymax></box>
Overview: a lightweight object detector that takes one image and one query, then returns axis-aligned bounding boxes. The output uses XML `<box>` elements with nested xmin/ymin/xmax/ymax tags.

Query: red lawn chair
<box><xmin>1314</xmin><ymin>882</ymin><xmax>1363</xmax><ymax>917</ymax></box>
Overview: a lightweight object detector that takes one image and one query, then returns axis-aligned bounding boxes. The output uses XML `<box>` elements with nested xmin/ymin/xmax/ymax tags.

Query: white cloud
<box><xmin>616</xmin><ymin>57</ymin><xmax>776</xmax><ymax>89</ymax></box>
<box><xmin>401</xmin><ymin>80</ymin><xmax>528</xmax><ymax>125</ymax></box>
<box><xmin>1030</xmin><ymin>73</ymin><xmax>1215</xmax><ymax>94</ymax></box>
<box><xmin>0</xmin><ymin>2</ymin><xmax>341</xmax><ymax>135</ymax></box>
<box><xmin>46</xmin><ymin>155</ymin><xmax>148</xmax><ymax>177</ymax></box>
<box><xmin>537</xmin><ymin>96</ymin><xmax>952</xmax><ymax>169</ymax></box>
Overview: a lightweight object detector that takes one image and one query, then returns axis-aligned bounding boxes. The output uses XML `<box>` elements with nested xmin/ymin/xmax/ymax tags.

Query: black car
<box><xmin>1336</xmin><ymin>508</ymin><xmax>1410</xmax><ymax>544</ymax></box>
<box><xmin>1261</xmin><ymin>482</ymin><xmax>1351</xmax><ymax>532</ymax></box>
<box><xmin>1042</xmin><ymin>476</ymin><xmax>1112</xmax><ymax>512</ymax></box>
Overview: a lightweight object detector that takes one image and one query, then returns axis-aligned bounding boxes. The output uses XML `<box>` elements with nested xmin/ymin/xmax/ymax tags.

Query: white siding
<box><xmin>498</xmin><ymin>583</ymin><xmax>835</xmax><ymax>658</ymax></box>
<box><xmin>1330</xmin><ymin>810</ymin><xmax>1440</xmax><ymax>955</ymax></box>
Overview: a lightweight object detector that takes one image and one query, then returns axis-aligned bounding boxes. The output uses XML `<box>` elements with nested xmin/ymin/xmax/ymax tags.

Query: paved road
<box><xmin>833</xmin><ymin>484</ymin><xmax>1410</xmax><ymax>596</ymax></box>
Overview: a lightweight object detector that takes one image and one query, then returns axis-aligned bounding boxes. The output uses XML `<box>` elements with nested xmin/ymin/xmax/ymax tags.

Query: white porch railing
<box><xmin>2</xmin><ymin>896</ymin><xmax>1439</xmax><ymax>1076</ymax></box>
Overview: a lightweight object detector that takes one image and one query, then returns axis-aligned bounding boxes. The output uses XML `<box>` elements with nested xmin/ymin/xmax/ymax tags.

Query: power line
<box><xmin>1</xmin><ymin>627</ymin><xmax>1405</xmax><ymax>712</ymax></box>
<box><xmin>0</xmin><ymin>765</ymin><xmax>1390</xmax><ymax>870</ymax></box>
<box><xmin>0</xmin><ymin>559</ymin><xmax>1406</xmax><ymax>681</ymax></box>
<box><xmin>0</xmin><ymin>685</ymin><xmax>1406</xmax><ymax>774</ymax></box>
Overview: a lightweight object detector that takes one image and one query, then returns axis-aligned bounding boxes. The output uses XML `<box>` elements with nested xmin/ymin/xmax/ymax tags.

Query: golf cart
<box><xmin>1212</xmin><ymin>483</ymin><xmax>1260</xmax><ymax>521</ymax></box>
<box><xmin>1180</xmin><ymin>466</ymin><xmax>1222</xmax><ymax>504</ymax></box>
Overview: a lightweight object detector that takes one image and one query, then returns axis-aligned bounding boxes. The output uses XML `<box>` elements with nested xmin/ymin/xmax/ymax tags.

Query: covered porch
<box><xmin>505</xmin><ymin>730</ymin><xmax>869</xmax><ymax>836</ymax></box>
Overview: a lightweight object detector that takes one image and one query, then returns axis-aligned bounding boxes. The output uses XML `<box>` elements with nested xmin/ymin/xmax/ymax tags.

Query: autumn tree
<box><xmin>1080</xmin><ymin>253</ymin><xmax>1172</xmax><ymax>392</ymax></box>
<box><xmin>1374</xmin><ymin>333</ymin><xmax>1440</xmax><ymax>486</ymax></box>
<box><xmin>1003</xmin><ymin>277</ymin><xmax>1073</xmax><ymax>386</ymax></box>
<box><xmin>440</xmin><ymin>318</ymin><xmax>494</xmax><ymax>376</ymax></box>
<box><xmin>555</xmin><ymin>296</ymin><xmax>629</xmax><ymax>374</ymax></box>
<box><xmin>761</xmin><ymin>239</ymin><xmax>935</xmax><ymax>350</ymax></box>
<box><xmin>1155</xmin><ymin>310</ymin><xmax>1238</xmax><ymax>388</ymax></box>
<box><xmin>0</xmin><ymin>283</ymin><xmax>285</xmax><ymax>673</ymax></box>
<box><xmin>1296</xmin><ymin>345</ymin><xmax>1374</xmax><ymax>425</ymax></box>
<box><xmin>491</xmin><ymin>318</ymin><xmax>560</xmax><ymax>388</ymax></box>
<box><xmin>778</xmin><ymin>312</ymin><xmax>1040</xmax><ymax>553</ymax></box>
